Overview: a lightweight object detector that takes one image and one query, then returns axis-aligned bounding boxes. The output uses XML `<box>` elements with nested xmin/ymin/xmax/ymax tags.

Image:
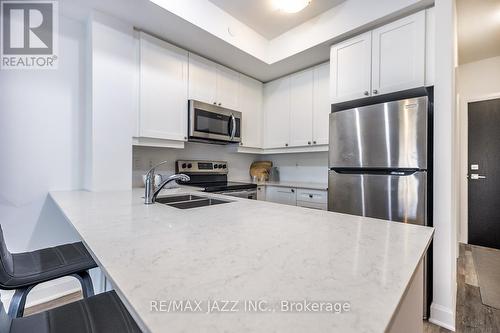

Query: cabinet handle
<box><xmin>373</xmin><ymin>89</ymin><xmax>378</xmax><ymax>94</ymax></box>
<box><xmin>291</xmin><ymin>189</ymin><xmax>295</xmax><ymax>193</ymax></box>
<box><xmin>218</xmin><ymin>102</ymin><xmax>222</xmax><ymax>106</ymax></box>
<box><xmin>308</xmin><ymin>141</ymin><xmax>311</xmax><ymax>145</ymax></box>
<box><xmin>213</xmin><ymin>102</ymin><xmax>217</xmax><ymax>105</ymax></box>
<box><xmin>285</xmin><ymin>143</ymin><xmax>288</xmax><ymax>147</ymax></box>
<box><xmin>313</xmin><ymin>141</ymin><xmax>317</xmax><ymax>144</ymax></box>
<box><xmin>309</xmin><ymin>194</ymin><xmax>313</xmax><ymax>198</ymax></box>
<box><xmin>364</xmin><ymin>91</ymin><xmax>369</xmax><ymax>96</ymax></box>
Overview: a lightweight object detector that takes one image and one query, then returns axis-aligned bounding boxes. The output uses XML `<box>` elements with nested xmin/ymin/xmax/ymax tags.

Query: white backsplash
<box><xmin>261</xmin><ymin>152</ymin><xmax>328</xmax><ymax>183</ymax></box>
<box><xmin>132</xmin><ymin>143</ymin><xmax>257</xmax><ymax>187</ymax></box>
<box><xmin>133</xmin><ymin>144</ymin><xmax>328</xmax><ymax>187</ymax></box>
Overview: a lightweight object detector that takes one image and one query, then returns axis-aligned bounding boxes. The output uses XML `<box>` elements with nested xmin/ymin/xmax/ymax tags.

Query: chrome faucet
<box><xmin>144</xmin><ymin>161</ymin><xmax>190</xmax><ymax>204</ymax></box>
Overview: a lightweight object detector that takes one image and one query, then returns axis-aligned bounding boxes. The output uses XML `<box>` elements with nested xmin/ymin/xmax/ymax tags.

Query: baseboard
<box><xmin>1</xmin><ymin>276</ymin><xmax>81</xmax><ymax>310</ymax></box>
<box><xmin>429</xmin><ymin>302</ymin><xmax>456</xmax><ymax>331</ymax></box>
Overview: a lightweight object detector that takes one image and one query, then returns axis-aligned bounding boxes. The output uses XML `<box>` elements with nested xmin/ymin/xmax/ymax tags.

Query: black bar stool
<box><xmin>0</xmin><ymin>225</ymin><xmax>97</xmax><ymax>317</ymax></box>
<box><xmin>0</xmin><ymin>290</ymin><xmax>142</xmax><ymax>333</ymax></box>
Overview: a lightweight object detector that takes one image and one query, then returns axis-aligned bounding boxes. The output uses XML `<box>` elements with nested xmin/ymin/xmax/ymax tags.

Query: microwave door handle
<box><xmin>230</xmin><ymin>114</ymin><xmax>236</xmax><ymax>140</ymax></box>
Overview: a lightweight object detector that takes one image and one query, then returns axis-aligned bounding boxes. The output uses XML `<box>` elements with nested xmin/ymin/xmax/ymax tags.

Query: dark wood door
<box><xmin>468</xmin><ymin>98</ymin><xmax>500</xmax><ymax>249</ymax></box>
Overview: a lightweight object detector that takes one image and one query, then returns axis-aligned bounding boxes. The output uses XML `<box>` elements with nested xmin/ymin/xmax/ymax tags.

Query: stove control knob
<box><xmin>214</xmin><ymin>164</ymin><xmax>218</xmax><ymax>169</ymax></box>
<box><xmin>187</xmin><ymin>163</ymin><xmax>192</xmax><ymax>168</ymax></box>
<box><xmin>222</xmin><ymin>164</ymin><xmax>226</xmax><ymax>169</ymax></box>
<box><xmin>218</xmin><ymin>164</ymin><xmax>223</xmax><ymax>169</ymax></box>
<box><xmin>181</xmin><ymin>163</ymin><xmax>187</xmax><ymax>169</ymax></box>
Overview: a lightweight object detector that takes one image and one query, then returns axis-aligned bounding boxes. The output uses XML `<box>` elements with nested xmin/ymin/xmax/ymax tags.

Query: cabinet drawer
<box><xmin>297</xmin><ymin>201</ymin><xmax>327</xmax><ymax>211</ymax></box>
<box><xmin>296</xmin><ymin>189</ymin><xmax>327</xmax><ymax>204</ymax></box>
<box><xmin>266</xmin><ymin>186</ymin><xmax>297</xmax><ymax>206</ymax></box>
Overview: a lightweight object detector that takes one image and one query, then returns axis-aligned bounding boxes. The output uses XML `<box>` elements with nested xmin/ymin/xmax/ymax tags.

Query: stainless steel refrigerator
<box><xmin>328</xmin><ymin>95</ymin><xmax>430</xmax><ymax>316</ymax></box>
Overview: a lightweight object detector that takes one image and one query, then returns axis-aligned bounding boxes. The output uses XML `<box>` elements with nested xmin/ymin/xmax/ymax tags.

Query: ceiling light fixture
<box><xmin>273</xmin><ymin>0</ymin><xmax>312</xmax><ymax>14</ymax></box>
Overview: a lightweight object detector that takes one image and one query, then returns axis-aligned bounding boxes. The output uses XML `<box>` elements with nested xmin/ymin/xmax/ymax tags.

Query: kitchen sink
<box><xmin>155</xmin><ymin>194</ymin><xmax>205</xmax><ymax>204</ymax></box>
<box><xmin>155</xmin><ymin>194</ymin><xmax>230</xmax><ymax>209</ymax></box>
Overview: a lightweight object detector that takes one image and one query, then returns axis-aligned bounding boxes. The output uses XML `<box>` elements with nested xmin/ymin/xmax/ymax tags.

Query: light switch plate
<box><xmin>471</xmin><ymin>164</ymin><xmax>479</xmax><ymax>170</ymax></box>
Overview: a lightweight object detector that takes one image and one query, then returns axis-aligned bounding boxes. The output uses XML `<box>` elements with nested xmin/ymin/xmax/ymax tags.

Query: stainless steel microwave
<box><xmin>188</xmin><ymin>100</ymin><xmax>242</xmax><ymax>144</ymax></box>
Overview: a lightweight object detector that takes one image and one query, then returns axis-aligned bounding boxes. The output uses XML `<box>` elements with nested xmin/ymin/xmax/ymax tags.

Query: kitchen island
<box><xmin>50</xmin><ymin>188</ymin><xmax>433</xmax><ymax>333</ymax></box>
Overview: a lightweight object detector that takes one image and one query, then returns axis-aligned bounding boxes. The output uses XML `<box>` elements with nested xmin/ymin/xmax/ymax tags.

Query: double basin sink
<box><xmin>155</xmin><ymin>194</ymin><xmax>230</xmax><ymax>209</ymax></box>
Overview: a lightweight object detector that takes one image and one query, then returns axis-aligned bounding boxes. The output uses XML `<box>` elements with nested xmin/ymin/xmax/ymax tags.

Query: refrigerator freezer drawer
<box><xmin>329</xmin><ymin>96</ymin><xmax>428</xmax><ymax>169</ymax></box>
<box><xmin>328</xmin><ymin>170</ymin><xmax>427</xmax><ymax>226</ymax></box>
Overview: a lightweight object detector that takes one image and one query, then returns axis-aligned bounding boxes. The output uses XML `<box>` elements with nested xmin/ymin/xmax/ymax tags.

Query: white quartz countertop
<box><xmin>50</xmin><ymin>188</ymin><xmax>433</xmax><ymax>333</ymax></box>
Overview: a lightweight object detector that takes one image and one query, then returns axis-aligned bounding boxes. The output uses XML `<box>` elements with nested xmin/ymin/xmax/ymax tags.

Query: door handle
<box><xmin>229</xmin><ymin>114</ymin><xmax>236</xmax><ymax>141</ymax></box>
<box><xmin>470</xmin><ymin>174</ymin><xmax>486</xmax><ymax>180</ymax></box>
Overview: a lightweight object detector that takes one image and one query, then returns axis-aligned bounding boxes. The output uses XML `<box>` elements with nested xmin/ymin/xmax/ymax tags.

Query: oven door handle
<box><xmin>218</xmin><ymin>189</ymin><xmax>256</xmax><ymax>199</ymax></box>
<box><xmin>229</xmin><ymin>114</ymin><xmax>236</xmax><ymax>141</ymax></box>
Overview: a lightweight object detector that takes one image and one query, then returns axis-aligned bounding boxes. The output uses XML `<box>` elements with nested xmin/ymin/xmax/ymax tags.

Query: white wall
<box><xmin>0</xmin><ymin>14</ymin><xmax>87</xmax><ymax>305</ymax></box>
<box><xmin>86</xmin><ymin>11</ymin><xmax>136</xmax><ymax>191</ymax></box>
<box><xmin>132</xmin><ymin>144</ymin><xmax>258</xmax><ymax>186</ymax></box>
<box><xmin>262</xmin><ymin>152</ymin><xmax>328</xmax><ymax>183</ymax></box>
<box><xmin>456</xmin><ymin>56</ymin><xmax>500</xmax><ymax>243</ymax></box>
<box><xmin>429</xmin><ymin>0</ymin><xmax>458</xmax><ymax>330</ymax></box>
<box><xmin>132</xmin><ymin>145</ymin><xmax>328</xmax><ymax>187</ymax></box>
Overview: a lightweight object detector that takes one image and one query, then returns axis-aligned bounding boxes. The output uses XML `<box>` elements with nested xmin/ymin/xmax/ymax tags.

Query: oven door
<box><xmin>217</xmin><ymin>189</ymin><xmax>257</xmax><ymax>200</ymax></box>
<box><xmin>189</xmin><ymin>100</ymin><xmax>241</xmax><ymax>143</ymax></box>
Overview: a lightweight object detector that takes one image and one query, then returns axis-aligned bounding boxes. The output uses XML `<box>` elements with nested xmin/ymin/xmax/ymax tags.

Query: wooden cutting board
<box><xmin>250</xmin><ymin>161</ymin><xmax>273</xmax><ymax>181</ymax></box>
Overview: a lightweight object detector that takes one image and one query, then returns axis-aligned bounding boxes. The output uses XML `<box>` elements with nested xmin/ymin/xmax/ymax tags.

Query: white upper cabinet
<box><xmin>425</xmin><ymin>7</ymin><xmax>435</xmax><ymax>86</ymax></box>
<box><xmin>216</xmin><ymin>65</ymin><xmax>239</xmax><ymax>110</ymax></box>
<box><xmin>330</xmin><ymin>10</ymin><xmax>427</xmax><ymax>103</ymax></box>
<box><xmin>238</xmin><ymin>74</ymin><xmax>263</xmax><ymax>148</ymax></box>
<box><xmin>138</xmin><ymin>32</ymin><xmax>188</xmax><ymax>141</ymax></box>
<box><xmin>188</xmin><ymin>53</ymin><xmax>240</xmax><ymax>109</ymax></box>
<box><xmin>290</xmin><ymin>69</ymin><xmax>313</xmax><ymax>147</ymax></box>
<box><xmin>264</xmin><ymin>77</ymin><xmax>290</xmax><ymax>149</ymax></box>
<box><xmin>330</xmin><ymin>31</ymin><xmax>372</xmax><ymax>103</ymax></box>
<box><xmin>371</xmin><ymin>11</ymin><xmax>425</xmax><ymax>95</ymax></box>
<box><xmin>263</xmin><ymin>64</ymin><xmax>329</xmax><ymax>150</ymax></box>
<box><xmin>188</xmin><ymin>53</ymin><xmax>217</xmax><ymax>105</ymax></box>
<box><xmin>312</xmin><ymin>62</ymin><xmax>330</xmax><ymax>145</ymax></box>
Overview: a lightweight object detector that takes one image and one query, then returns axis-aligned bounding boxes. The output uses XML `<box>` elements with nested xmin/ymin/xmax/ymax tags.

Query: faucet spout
<box><xmin>151</xmin><ymin>174</ymin><xmax>190</xmax><ymax>202</ymax></box>
<box><xmin>144</xmin><ymin>162</ymin><xmax>190</xmax><ymax>204</ymax></box>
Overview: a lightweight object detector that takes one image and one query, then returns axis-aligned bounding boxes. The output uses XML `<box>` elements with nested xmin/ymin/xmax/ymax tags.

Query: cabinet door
<box><xmin>330</xmin><ymin>32</ymin><xmax>372</xmax><ymax>103</ymax></box>
<box><xmin>216</xmin><ymin>65</ymin><xmax>239</xmax><ymax>110</ymax></box>
<box><xmin>266</xmin><ymin>186</ymin><xmax>296</xmax><ymax>206</ymax></box>
<box><xmin>425</xmin><ymin>8</ymin><xmax>435</xmax><ymax>87</ymax></box>
<box><xmin>372</xmin><ymin>11</ymin><xmax>425</xmax><ymax>95</ymax></box>
<box><xmin>188</xmin><ymin>53</ymin><xmax>217</xmax><ymax>104</ymax></box>
<box><xmin>263</xmin><ymin>77</ymin><xmax>290</xmax><ymax>149</ymax></box>
<box><xmin>290</xmin><ymin>69</ymin><xmax>313</xmax><ymax>147</ymax></box>
<box><xmin>139</xmin><ymin>32</ymin><xmax>188</xmax><ymax>141</ymax></box>
<box><xmin>238</xmin><ymin>74</ymin><xmax>263</xmax><ymax>148</ymax></box>
<box><xmin>312</xmin><ymin>62</ymin><xmax>330</xmax><ymax>145</ymax></box>
<box><xmin>256</xmin><ymin>186</ymin><xmax>266</xmax><ymax>201</ymax></box>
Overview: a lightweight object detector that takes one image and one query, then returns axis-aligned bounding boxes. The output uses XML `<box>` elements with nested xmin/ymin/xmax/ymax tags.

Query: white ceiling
<box><xmin>64</xmin><ymin>0</ymin><xmax>432</xmax><ymax>82</ymax></box>
<box><xmin>208</xmin><ymin>0</ymin><xmax>345</xmax><ymax>39</ymax></box>
<box><xmin>457</xmin><ymin>0</ymin><xmax>500</xmax><ymax>65</ymax></box>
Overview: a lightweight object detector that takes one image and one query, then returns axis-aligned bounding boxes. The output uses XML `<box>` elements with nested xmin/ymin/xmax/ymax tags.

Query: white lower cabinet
<box><xmin>296</xmin><ymin>188</ymin><xmax>328</xmax><ymax>211</ymax></box>
<box><xmin>256</xmin><ymin>186</ymin><xmax>266</xmax><ymax>201</ymax></box>
<box><xmin>265</xmin><ymin>186</ymin><xmax>327</xmax><ymax>210</ymax></box>
<box><xmin>265</xmin><ymin>186</ymin><xmax>296</xmax><ymax>205</ymax></box>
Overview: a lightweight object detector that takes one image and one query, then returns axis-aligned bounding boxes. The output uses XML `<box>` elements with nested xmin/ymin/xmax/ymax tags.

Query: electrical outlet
<box><xmin>133</xmin><ymin>157</ymin><xmax>141</xmax><ymax>170</ymax></box>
